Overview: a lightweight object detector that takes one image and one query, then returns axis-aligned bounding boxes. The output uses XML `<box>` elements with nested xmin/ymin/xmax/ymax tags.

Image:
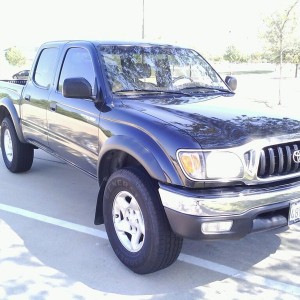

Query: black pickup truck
<box><xmin>1</xmin><ymin>40</ymin><xmax>300</xmax><ymax>274</ymax></box>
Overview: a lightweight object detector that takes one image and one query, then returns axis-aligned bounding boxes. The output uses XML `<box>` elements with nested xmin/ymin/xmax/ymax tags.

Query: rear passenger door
<box><xmin>21</xmin><ymin>47</ymin><xmax>59</xmax><ymax>148</ymax></box>
<box><xmin>47</xmin><ymin>46</ymin><xmax>100</xmax><ymax>177</ymax></box>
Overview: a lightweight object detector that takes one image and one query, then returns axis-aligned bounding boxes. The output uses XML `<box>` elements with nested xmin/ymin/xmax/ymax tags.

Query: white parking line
<box><xmin>0</xmin><ymin>203</ymin><xmax>300</xmax><ymax>296</ymax></box>
<box><xmin>0</xmin><ymin>203</ymin><xmax>108</xmax><ymax>240</ymax></box>
<box><xmin>179</xmin><ymin>254</ymin><xmax>300</xmax><ymax>296</ymax></box>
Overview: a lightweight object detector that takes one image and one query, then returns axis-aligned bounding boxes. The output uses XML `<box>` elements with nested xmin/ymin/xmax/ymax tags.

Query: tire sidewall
<box><xmin>1</xmin><ymin>117</ymin><xmax>34</xmax><ymax>173</ymax></box>
<box><xmin>1</xmin><ymin>119</ymin><xmax>15</xmax><ymax>169</ymax></box>
<box><xmin>103</xmin><ymin>169</ymin><xmax>159</xmax><ymax>270</ymax></box>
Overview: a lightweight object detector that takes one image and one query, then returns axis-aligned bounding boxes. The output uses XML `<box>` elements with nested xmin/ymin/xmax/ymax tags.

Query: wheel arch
<box><xmin>0</xmin><ymin>98</ymin><xmax>26</xmax><ymax>143</ymax></box>
<box><xmin>94</xmin><ymin>135</ymin><xmax>182</xmax><ymax>225</ymax></box>
<box><xmin>97</xmin><ymin>137</ymin><xmax>169</xmax><ymax>185</ymax></box>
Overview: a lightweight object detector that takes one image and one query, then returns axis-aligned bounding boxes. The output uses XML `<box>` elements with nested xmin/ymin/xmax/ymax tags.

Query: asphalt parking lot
<box><xmin>0</xmin><ymin>149</ymin><xmax>300</xmax><ymax>300</ymax></box>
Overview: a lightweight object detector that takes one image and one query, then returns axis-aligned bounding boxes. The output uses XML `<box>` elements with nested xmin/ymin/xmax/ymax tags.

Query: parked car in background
<box><xmin>12</xmin><ymin>70</ymin><xmax>30</xmax><ymax>80</ymax></box>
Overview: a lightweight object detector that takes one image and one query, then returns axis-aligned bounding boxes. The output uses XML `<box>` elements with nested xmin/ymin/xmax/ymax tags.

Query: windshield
<box><xmin>99</xmin><ymin>45</ymin><xmax>228</xmax><ymax>94</ymax></box>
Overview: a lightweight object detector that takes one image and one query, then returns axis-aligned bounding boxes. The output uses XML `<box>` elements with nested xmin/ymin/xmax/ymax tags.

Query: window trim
<box><xmin>33</xmin><ymin>47</ymin><xmax>59</xmax><ymax>89</ymax></box>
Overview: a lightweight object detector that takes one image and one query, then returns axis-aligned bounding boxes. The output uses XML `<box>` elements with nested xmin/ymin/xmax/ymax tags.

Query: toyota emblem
<box><xmin>293</xmin><ymin>150</ymin><xmax>300</xmax><ymax>163</ymax></box>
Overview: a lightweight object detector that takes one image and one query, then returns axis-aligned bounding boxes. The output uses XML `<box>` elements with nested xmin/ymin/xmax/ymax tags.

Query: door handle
<box><xmin>24</xmin><ymin>94</ymin><xmax>31</xmax><ymax>101</ymax></box>
<box><xmin>50</xmin><ymin>102</ymin><xmax>57</xmax><ymax>111</ymax></box>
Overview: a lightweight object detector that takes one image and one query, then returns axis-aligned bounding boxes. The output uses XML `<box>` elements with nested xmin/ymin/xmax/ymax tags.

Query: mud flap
<box><xmin>94</xmin><ymin>179</ymin><xmax>107</xmax><ymax>225</ymax></box>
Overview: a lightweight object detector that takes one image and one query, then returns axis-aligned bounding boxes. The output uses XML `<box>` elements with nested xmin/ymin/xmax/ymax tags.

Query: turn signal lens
<box><xmin>178</xmin><ymin>152</ymin><xmax>204</xmax><ymax>179</ymax></box>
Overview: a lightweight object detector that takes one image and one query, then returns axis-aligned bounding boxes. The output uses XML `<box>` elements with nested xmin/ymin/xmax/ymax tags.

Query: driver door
<box><xmin>47</xmin><ymin>47</ymin><xmax>100</xmax><ymax>176</ymax></box>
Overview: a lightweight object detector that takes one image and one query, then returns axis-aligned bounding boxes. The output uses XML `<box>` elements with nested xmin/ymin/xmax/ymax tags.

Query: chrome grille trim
<box><xmin>258</xmin><ymin>142</ymin><xmax>300</xmax><ymax>178</ymax></box>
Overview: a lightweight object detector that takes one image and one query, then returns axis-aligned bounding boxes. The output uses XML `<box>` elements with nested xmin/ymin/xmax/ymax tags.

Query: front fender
<box><xmin>98</xmin><ymin>135</ymin><xmax>183</xmax><ymax>186</ymax></box>
<box><xmin>0</xmin><ymin>97</ymin><xmax>26</xmax><ymax>143</ymax></box>
<box><xmin>94</xmin><ymin>134</ymin><xmax>184</xmax><ymax>225</ymax></box>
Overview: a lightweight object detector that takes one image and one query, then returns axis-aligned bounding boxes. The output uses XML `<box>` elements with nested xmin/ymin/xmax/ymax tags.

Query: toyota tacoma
<box><xmin>0</xmin><ymin>40</ymin><xmax>300</xmax><ymax>274</ymax></box>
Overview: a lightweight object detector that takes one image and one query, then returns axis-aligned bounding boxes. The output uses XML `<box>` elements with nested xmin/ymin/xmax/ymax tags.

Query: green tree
<box><xmin>261</xmin><ymin>0</ymin><xmax>299</xmax><ymax>104</ymax></box>
<box><xmin>223</xmin><ymin>45</ymin><xmax>241</xmax><ymax>63</ymax></box>
<box><xmin>223</xmin><ymin>45</ymin><xmax>249</xmax><ymax>63</ymax></box>
<box><xmin>285</xmin><ymin>42</ymin><xmax>300</xmax><ymax>77</ymax></box>
<box><xmin>262</xmin><ymin>1</ymin><xmax>298</xmax><ymax>63</ymax></box>
<box><xmin>4</xmin><ymin>47</ymin><xmax>26</xmax><ymax>67</ymax></box>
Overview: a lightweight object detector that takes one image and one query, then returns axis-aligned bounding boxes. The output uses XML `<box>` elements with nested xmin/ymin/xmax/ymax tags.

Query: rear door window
<box><xmin>33</xmin><ymin>48</ymin><xmax>58</xmax><ymax>88</ymax></box>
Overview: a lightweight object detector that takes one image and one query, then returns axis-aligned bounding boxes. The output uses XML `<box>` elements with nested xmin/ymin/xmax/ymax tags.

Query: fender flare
<box><xmin>94</xmin><ymin>135</ymin><xmax>183</xmax><ymax>225</ymax></box>
<box><xmin>97</xmin><ymin>135</ymin><xmax>182</xmax><ymax>184</ymax></box>
<box><xmin>0</xmin><ymin>97</ymin><xmax>26</xmax><ymax>143</ymax></box>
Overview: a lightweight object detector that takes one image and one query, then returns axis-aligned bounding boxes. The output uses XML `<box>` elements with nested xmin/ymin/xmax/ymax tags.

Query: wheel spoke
<box><xmin>128</xmin><ymin>197</ymin><xmax>140</xmax><ymax>211</ymax></box>
<box><xmin>114</xmin><ymin>193</ymin><xmax>130</xmax><ymax>217</ymax></box>
<box><xmin>135</xmin><ymin>211</ymin><xmax>145</xmax><ymax>235</ymax></box>
<box><xmin>131</xmin><ymin>231</ymin><xmax>143</xmax><ymax>251</ymax></box>
<box><xmin>114</xmin><ymin>219</ymin><xmax>131</xmax><ymax>233</ymax></box>
<box><xmin>115</xmin><ymin>193</ymin><xmax>130</xmax><ymax>210</ymax></box>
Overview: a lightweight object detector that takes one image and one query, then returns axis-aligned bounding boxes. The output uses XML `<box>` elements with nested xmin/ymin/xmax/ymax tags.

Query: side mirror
<box><xmin>63</xmin><ymin>77</ymin><xmax>93</xmax><ymax>99</ymax></box>
<box><xmin>225</xmin><ymin>76</ymin><xmax>237</xmax><ymax>91</ymax></box>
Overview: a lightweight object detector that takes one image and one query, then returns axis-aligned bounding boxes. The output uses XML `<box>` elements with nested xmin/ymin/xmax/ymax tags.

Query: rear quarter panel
<box><xmin>0</xmin><ymin>81</ymin><xmax>25</xmax><ymax>141</ymax></box>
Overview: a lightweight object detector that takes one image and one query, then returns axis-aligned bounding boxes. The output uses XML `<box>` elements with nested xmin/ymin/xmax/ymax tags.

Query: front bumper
<box><xmin>159</xmin><ymin>180</ymin><xmax>300</xmax><ymax>239</ymax></box>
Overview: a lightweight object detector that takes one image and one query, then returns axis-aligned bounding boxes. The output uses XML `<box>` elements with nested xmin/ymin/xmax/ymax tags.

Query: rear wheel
<box><xmin>103</xmin><ymin>168</ymin><xmax>183</xmax><ymax>274</ymax></box>
<box><xmin>1</xmin><ymin>117</ymin><xmax>34</xmax><ymax>173</ymax></box>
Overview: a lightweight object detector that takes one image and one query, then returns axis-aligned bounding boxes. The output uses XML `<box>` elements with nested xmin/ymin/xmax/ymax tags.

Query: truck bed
<box><xmin>0</xmin><ymin>79</ymin><xmax>27</xmax><ymax>85</ymax></box>
<box><xmin>0</xmin><ymin>80</ymin><xmax>26</xmax><ymax>98</ymax></box>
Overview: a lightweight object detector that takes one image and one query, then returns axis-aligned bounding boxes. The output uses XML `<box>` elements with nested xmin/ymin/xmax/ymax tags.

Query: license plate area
<box><xmin>289</xmin><ymin>200</ymin><xmax>300</xmax><ymax>225</ymax></box>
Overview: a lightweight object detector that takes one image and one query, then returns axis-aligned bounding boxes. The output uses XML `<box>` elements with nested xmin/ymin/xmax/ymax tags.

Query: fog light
<box><xmin>201</xmin><ymin>221</ymin><xmax>233</xmax><ymax>234</ymax></box>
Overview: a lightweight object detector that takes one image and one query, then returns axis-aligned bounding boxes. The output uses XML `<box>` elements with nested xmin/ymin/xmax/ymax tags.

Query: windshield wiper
<box><xmin>114</xmin><ymin>89</ymin><xmax>191</xmax><ymax>96</ymax></box>
<box><xmin>181</xmin><ymin>86</ymin><xmax>233</xmax><ymax>94</ymax></box>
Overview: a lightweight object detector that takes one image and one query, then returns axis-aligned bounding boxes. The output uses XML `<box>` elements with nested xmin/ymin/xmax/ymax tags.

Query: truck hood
<box><xmin>125</xmin><ymin>94</ymin><xmax>300</xmax><ymax>149</ymax></box>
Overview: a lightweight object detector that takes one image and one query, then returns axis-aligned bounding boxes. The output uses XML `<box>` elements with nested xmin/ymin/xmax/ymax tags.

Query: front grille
<box><xmin>258</xmin><ymin>142</ymin><xmax>300</xmax><ymax>178</ymax></box>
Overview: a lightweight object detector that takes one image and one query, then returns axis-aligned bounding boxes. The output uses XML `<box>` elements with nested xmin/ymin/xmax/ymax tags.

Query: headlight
<box><xmin>205</xmin><ymin>151</ymin><xmax>243</xmax><ymax>179</ymax></box>
<box><xmin>177</xmin><ymin>150</ymin><xmax>244</xmax><ymax>181</ymax></box>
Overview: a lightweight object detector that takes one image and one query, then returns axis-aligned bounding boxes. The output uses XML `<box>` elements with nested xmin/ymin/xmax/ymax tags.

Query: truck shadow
<box><xmin>1</xmin><ymin>214</ymin><xmax>288</xmax><ymax>299</ymax></box>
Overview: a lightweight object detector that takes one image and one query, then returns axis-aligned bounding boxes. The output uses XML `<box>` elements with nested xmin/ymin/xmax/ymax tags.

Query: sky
<box><xmin>1</xmin><ymin>0</ymin><xmax>300</xmax><ymax>60</ymax></box>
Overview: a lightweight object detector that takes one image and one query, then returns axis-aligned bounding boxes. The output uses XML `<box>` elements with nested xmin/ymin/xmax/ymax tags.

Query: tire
<box><xmin>0</xmin><ymin>117</ymin><xmax>34</xmax><ymax>173</ymax></box>
<box><xmin>103</xmin><ymin>168</ymin><xmax>183</xmax><ymax>274</ymax></box>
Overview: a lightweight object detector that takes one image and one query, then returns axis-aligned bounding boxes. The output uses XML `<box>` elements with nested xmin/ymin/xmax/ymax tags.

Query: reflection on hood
<box><xmin>125</xmin><ymin>95</ymin><xmax>300</xmax><ymax>148</ymax></box>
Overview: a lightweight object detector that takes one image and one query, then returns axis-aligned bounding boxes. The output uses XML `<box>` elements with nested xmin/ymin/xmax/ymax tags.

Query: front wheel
<box><xmin>103</xmin><ymin>168</ymin><xmax>183</xmax><ymax>274</ymax></box>
<box><xmin>0</xmin><ymin>117</ymin><xmax>34</xmax><ymax>173</ymax></box>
